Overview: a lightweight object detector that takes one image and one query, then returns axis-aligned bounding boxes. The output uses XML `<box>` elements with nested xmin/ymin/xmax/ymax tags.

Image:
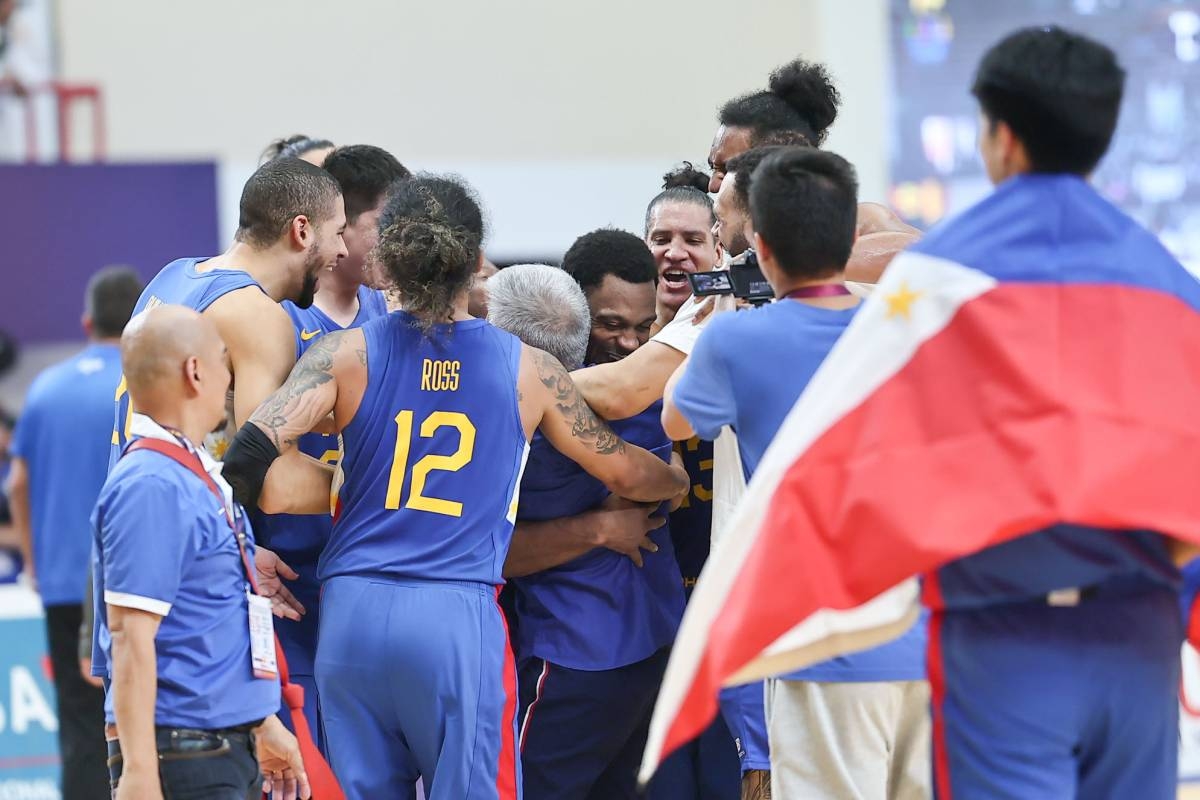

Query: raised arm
<box><xmin>571</xmin><ymin>340</ymin><xmax>686</xmax><ymax>421</ymax></box>
<box><xmin>519</xmin><ymin>346</ymin><xmax>688</xmax><ymax>503</ymax></box>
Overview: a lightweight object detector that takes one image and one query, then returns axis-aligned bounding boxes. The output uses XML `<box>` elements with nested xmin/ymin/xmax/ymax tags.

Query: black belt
<box><xmin>108</xmin><ymin>720</ymin><xmax>263</xmax><ymax>759</ymax></box>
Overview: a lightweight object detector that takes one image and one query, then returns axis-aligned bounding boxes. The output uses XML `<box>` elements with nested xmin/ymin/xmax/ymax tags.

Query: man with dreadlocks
<box><xmin>223</xmin><ymin>174</ymin><xmax>690</xmax><ymax>799</ymax></box>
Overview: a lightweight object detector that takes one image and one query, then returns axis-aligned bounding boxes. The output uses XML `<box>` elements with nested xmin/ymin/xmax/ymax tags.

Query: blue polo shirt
<box><xmin>91</xmin><ymin>422</ymin><xmax>278</xmax><ymax>728</ymax></box>
<box><xmin>673</xmin><ymin>299</ymin><xmax>927</xmax><ymax>683</ymax></box>
<box><xmin>510</xmin><ymin>401</ymin><xmax>686</xmax><ymax>671</ymax></box>
<box><xmin>12</xmin><ymin>343</ymin><xmax>122</xmax><ymax>605</ymax></box>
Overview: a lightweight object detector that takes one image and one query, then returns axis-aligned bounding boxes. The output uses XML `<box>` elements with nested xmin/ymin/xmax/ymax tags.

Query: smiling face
<box><xmin>645</xmin><ymin>200</ymin><xmax>721</xmax><ymax>313</ymax></box>
<box><xmin>584</xmin><ymin>274</ymin><xmax>657</xmax><ymax>364</ymax></box>
<box><xmin>293</xmin><ymin>198</ymin><xmax>349</xmax><ymax>308</ymax></box>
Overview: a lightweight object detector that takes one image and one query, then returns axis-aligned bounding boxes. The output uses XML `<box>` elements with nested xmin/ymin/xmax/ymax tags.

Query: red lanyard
<box><xmin>780</xmin><ymin>284</ymin><xmax>852</xmax><ymax>300</ymax></box>
<box><xmin>123</xmin><ymin>437</ymin><xmax>259</xmax><ymax>593</ymax></box>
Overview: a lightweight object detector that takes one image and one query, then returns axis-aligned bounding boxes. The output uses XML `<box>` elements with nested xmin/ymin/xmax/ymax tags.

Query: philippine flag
<box><xmin>639</xmin><ymin>174</ymin><xmax>1200</xmax><ymax>783</ymax></box>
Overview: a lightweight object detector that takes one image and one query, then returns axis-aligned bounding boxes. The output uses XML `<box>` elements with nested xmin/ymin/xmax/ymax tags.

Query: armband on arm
<box><xmin>222</xmin><ymin>423</ymin><xmax>280</xmax><ymax>511</ymax></box>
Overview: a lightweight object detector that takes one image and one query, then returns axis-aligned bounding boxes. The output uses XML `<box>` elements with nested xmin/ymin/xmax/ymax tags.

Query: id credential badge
<box><xmin>247</xmin><ymin>592</ymin><xmax>278</xmax><ymax>679</ymax></box>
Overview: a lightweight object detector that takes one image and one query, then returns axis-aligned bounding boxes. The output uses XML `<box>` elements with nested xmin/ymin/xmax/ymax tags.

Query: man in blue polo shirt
<box><xmin>663</xmin><ymin>148</ymin><xmax>929</xmax><ymax>799</ymax></box>
<box><xmin>94</xmin><ymin>305</ymin><xmax>307</xmax><ymax>800</ymax></box>
<box><xmin>7</xmin><ymin>266</ymin><xmax>141</xmax><ymax>800</ymax></box>
<box><xmin>490</xmin><ymin>232</ymin><xmax>687</xmax><ymax>799</ymax></box>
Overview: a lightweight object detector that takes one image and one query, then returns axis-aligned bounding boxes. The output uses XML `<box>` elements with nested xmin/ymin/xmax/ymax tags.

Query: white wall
<box><xmin>56</xmin><ymin>0</ymin><xmax>889</xmax><ymax>258</ymax></box>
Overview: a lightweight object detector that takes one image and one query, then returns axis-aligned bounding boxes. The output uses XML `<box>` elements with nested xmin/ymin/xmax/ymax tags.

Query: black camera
<box><xmin>686</xmin><ymin>251</ymin><xmax>774</xmax><ymax>305</ymax></box>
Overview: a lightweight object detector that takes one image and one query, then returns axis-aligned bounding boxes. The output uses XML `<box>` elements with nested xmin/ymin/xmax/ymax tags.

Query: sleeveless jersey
<box><xmin>320</xmin><ymin>312</ymin><xmax>529</xmax><ymax>585</ymax></box>
<box><xmin>110</xmin><ymin>258</ymin><xmax>265</xmax><ymax>466</ymax></box>
<box><xmin>251</xmin><ymin>285</ymin><xmax>389</xmax><ymax>663</ymax></box>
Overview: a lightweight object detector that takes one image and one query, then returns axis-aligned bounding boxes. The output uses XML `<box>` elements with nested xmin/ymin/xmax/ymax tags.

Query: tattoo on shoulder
<box><xmin>250</xmin><ymin>333</ymin><xmax>341</xmax><ymax>449</ymax></box>
<box><xmin>533</xmin><ymin>349</ymin><xmax>624</xmax><ymax>455</ymax></box>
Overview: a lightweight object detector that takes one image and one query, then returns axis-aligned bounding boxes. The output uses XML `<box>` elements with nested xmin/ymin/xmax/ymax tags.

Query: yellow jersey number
<box><xmin>674</xmin><ymin>436</ymin><xmax>713</xmax><ymax>508</ymax></box>
<box><xmin>111</xmin><ymin>376</ymin><xmax>132</xmax><ymax>445</ymax></box>
<box><xmin>385</xmin><ymin>410</ymin><xmax>476</xmax><ymax>517</ymax></box>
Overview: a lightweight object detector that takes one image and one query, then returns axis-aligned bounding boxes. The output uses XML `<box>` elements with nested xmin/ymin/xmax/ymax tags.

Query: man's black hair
<box><xmin>725</xmin><ymin>143</ymin><xmax>811</xmax><ymax>212</ymax></box>
<box><xmin>85</xmin><ymin>266</ymin><xmax>144</xmax><ymax>338</ymax></box>
<box><xmin>720</xmin><ymin>59</ymin><xmax>840</xmax><ymax>146</ymax></box>
<box><xmin>562</xmin><ymin>228</ymin><xmax>657</xmax><ymax>294</ymax></box>
<box><xmin>972</xmin><ymin>26</ymin><xmax>1124</xmax><ymax>174</ymax></box>
<box><xmin>749</xmin><ymin>148</ymin><xmax>858</xmax><ymax>280</ymax></box>
<box><xmin>662</xmin><ymin>162</ymin><xmax>711</xmax><ymax>192</ymax></box>
<box><xmin>322</xmin><ymin>145</ymin><xmax>412</xmax><ymax>222</ymax></box>
<box><xmin>234</xmin><ymin>157</ymin><xmax>342</xmax><ymax>249</ymax></box>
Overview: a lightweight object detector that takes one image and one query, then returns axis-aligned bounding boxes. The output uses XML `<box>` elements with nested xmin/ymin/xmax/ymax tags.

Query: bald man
<box><xmin>91</xmin><ymin>306</ymin><xmax>309</xmax><ymax>800</ymax></box>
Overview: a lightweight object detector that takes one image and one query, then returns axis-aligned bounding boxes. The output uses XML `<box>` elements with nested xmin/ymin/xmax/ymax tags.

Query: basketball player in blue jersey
<box><xmin>257</xmin><ymin>145</ymin><xmax>409</xmax><ymax>748</ymax></box>
<box><xmin>223</xmin><ymin>174</ymin><xmax>690</xmax><ymax>800</ymax></box>
<box><xmin>103</xmin><ymin>157</ymin><xmax>347</xmax><ymax>632</ymax></box>
<box><xmin>491</xmin><ymin>233</ymin><xmax>688</xmax><ymax>800</ymax></box>
<box><xmin>112</xmin><ymin>157</ymin><xmax>347</xmax><ymax>460</ymax></box>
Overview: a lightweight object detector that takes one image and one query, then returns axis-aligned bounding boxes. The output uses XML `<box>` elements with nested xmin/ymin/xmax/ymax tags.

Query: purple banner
<box><xmin>0</xmin><ymin>163</ymin><xmax>220</xmax><ymax>344</ymax></box>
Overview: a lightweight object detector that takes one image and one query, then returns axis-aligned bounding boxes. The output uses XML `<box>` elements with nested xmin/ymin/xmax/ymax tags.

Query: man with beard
<box><xmin>255</xmin><ymin>144</ymin><xmax>408</xmax><ymax>750</ymax></box>
<box><xmin>111</xmin><ymin>157</ymin><xmax>346</xmax><ymax>461</ymax></box>
<box><xmin>492</xmin><ymin>238</ymin><xmax>688</xmax><ymax>799</ymax></box>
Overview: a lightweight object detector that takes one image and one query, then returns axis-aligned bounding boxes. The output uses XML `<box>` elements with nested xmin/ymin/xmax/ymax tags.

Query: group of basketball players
<box><xmin>95</xmin><ymin>48</ymin><xmax>917</xmax><ymax>800</ymax></box>
<box><xmin>87</xmin><ymin>20</ymin><xmax>1193</xmax><ymax>800</ymax></box>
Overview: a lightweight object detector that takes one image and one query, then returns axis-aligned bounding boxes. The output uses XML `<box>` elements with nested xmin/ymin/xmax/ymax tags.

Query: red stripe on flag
<box><xmin>658</xmin><ymin>283</ymin><xmax>1200</xmax><ymax>759</ymax></box>
<box><xmin>494</xmin><ymin>589</ymin><xmax>520</xmax><ymax>800</ymax></box>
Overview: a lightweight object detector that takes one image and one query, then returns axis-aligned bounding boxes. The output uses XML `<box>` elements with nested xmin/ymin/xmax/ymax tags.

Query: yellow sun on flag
<box><xmin>884</xmin><ymin>282</ymin><xmax>924</xmax><ymax>320</ymax></box>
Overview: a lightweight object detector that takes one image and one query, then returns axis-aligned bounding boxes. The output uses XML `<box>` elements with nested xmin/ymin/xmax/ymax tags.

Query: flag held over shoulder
<box><xmin>639</xmin><ymin>174</ymin><xmax>1200</xmax><ymax>784</ymax></box>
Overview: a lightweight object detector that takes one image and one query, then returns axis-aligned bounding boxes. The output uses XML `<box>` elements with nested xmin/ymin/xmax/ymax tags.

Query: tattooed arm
<box><xmin>249</xmin><ymin>330</ymin><xmax>362</xmax><ymax>453</ymax></box>
<box><xmin>518</xmin><ymin>345</ymin><xmax>689</xmax><ymax>503</ymax></box>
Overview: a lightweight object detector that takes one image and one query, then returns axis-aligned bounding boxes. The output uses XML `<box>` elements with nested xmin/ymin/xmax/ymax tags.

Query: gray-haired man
<box><xmin>488</xmin><ymin>231</ymin><xmax>689</xmax><ymax>799</ymax></box>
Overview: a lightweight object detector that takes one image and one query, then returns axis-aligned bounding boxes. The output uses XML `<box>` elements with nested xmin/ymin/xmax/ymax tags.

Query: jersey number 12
<box><xmin>385</xmin><ymin>410</ymin><xmax>476</xmax><ymax>517</ymax></box>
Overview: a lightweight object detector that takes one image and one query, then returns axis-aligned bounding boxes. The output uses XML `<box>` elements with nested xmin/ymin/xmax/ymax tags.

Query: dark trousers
<box><xmin>107</xmin><ymin>728</ymin><xmax>260</xmax><ymax>800</ymax></box>
<box><xmin>44</xmin><ymin>603</ymin><xmax>109</xmax><ymax>800</ymax></box>
<box><xmin>518</xmin><ymin>648</ymin><xmax>670</xmax><ymax>800</ymax></box>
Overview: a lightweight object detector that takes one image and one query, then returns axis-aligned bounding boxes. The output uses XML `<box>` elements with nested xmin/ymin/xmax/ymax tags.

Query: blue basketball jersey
<box><xmin>253</xmin><ymin>286</ymin><xmax>389</xmax><ymax>675</ymax></box>
<box><xmin>510</xmin><ymin>401</ymin><xmax>685</xmax><ymax>671</ymax></box>
<box><xmin>263</xmin><ymin>285</ymin><xmax>391</xmax><ymax>556</ymax></box>
<box><xmin>110</xmin><ymin>258</ymin><xmax>265</xmax><ymax>466</ymax></box>
<box><xmin>320</xmin><ymin>312</ymin><xmax>529</xmax><ymax>586</ymax></box>
<box><xmin>669</xmin><ymin>436</ymin><xmax>714</xmax><ymax>592</ymax></box>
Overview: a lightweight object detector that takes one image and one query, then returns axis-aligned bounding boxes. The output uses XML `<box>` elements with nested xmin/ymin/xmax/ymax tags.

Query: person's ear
<box><xmin>183</xmin><ymin>355</ymin><xmax>202</xmax><ymax>395</ymax></box>
<box><xmin>289</xmin><ymin>215</ymin><xmax>312</xmax><ymax>251</ymax></box>
<box><xmin>753</xmin><ymin>232</ymin><xmax>772</xmax><ymax>264</ymax></box>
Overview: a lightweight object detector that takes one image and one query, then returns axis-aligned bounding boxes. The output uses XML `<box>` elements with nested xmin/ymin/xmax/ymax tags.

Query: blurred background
<box><xmin>3</xmin><ymin>0</ymin><xmax>1200</xmax><ymax>793</ymax></box>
